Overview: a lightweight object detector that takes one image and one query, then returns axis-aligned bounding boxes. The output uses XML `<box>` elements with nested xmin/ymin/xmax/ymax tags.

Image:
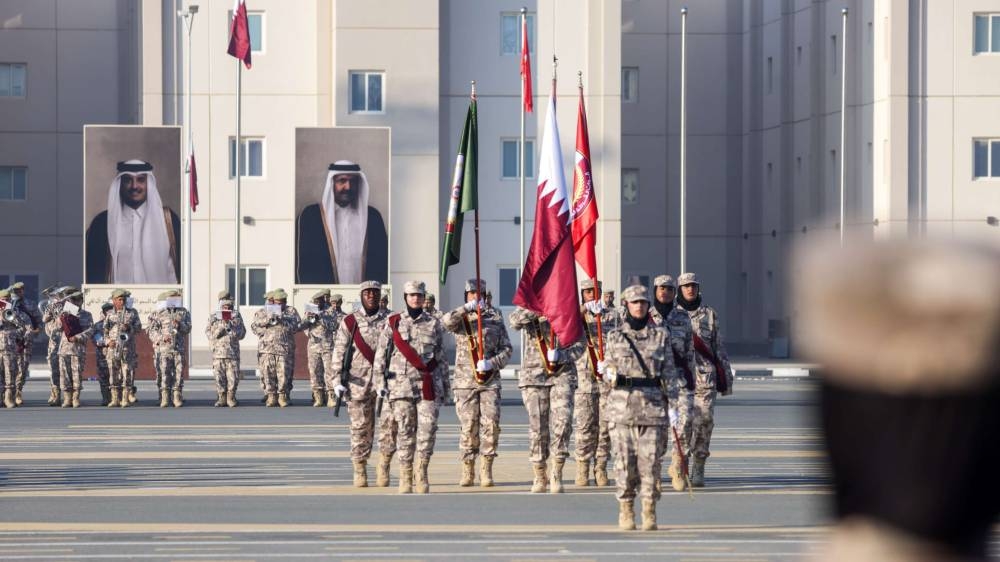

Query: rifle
<box><xmin>334</xmin><ymin>321</ymin><xmax>359</xmax><ymax>418</ymax></box>
<box><xmin>375</xmin><ymin>330</ymin><xmax>396</xmax><ymax>419</ymax></box>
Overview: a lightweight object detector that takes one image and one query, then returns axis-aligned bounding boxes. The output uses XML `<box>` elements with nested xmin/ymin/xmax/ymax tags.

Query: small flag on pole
<box><xmin>521</xmin><ymin>14</ymin><xmax>533</xmax><ymax>113</ymax></box>
<box><xmin>439</xmin><ymin>96</ymin><xmax>478</xmax><ymax>284</ymax></box>
<box><xmin>188</xmin><ymin>149</ymin><xmax>199</xmax><ymax>212</ymax></box>
<box><xmin>227</xmin><ymin>0</ymin><xmax>252</xmax><ymax>69</ymax></box>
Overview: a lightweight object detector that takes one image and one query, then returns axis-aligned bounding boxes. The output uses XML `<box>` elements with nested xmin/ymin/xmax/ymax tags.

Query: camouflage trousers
<box><xmin>105</xmin><ymin>351</ymin><xmax>136</xmax><ymax>390</ymax></box>
<box><xmin>152</xmin><ymin>351</ymin><xmax>162</xmax><ymax>389</ymax></box>
<box><xmin>95</xmin><ymin>353</ymin><xmax>110</xmax><ymax>391</ymax></box>
<box><xmin>348</xmin><ymin>394</ymin><xmax>377</xmax><ymax>462</ymax></box>
<box><xmin>307</xmin><ymin>348</ymin><xmax>333</xmax><ymax>391</ymax></box>
<box><xmin>0</xmin><ymin>353</ymin><xmax>17</xmax><ymax>390</ymax></box>
<box><xmin>417</xmin><ymin>396</ymin><xmax>444</xmax><ymax>460</ymax></box>
<box><xmin>284</xmin><ymin>355</ymin><xmax>296</xmax><ymax>394</ymax></box>
<box><xmin>597</xmin><ymin>386</ymin><xmax>612</xmax><ymax>463</ymax></box>
<box><xmin>158</xmin><ymin>350</ymin><xmax>185</xmax><ymax>391</ymax></box>
<box><xmin>58</xmin><ymin>354</ymin><xmax>86</xmax><ymax>391</ymax></box>
<box><xmin>686</xmin><ymin>377</ymin><xmax>718</xmax><ymax>460</ymax></box>
<box><xmin>259</xmin><ymin>353</ymin><xmax>291</xmax><ymax>395</ymax></box>
<box><xmin>378</xmin><ymin>397</ymin><xmax>419</xmax><ymax>464</ymax></box>
<box><xmin>610</xmin><ymin>423</ymin><xmax>666</xmax><ymax>502</ymax></box>
<box><xmin>521</xmin><ymin>383</ymin><xmax>575</xmax><ymax>465</ymax></box>
<box><xmin>454</xmin><ymin>386</ymin><xmax>501</xmax><ymax>461</ymax></box>
<box><xmin>660</xmin><ymin>386</ymin><xmax>694</xmax><ymax>461</ymax></box>
<box><xmin>15</xmin><ymin>340</ymin><xmax>32</xmax><ymax>391</ymax></box>
<box><xmin>573</xmin><ymin>390</ymin><xmax>602</xmax><ymax>462</ymax></box>
<box><xmin>212</xmin><ymin>358</ymin><xmax>240</xmax><ymax>393</ymax></box>
<box><xmin>47</xmin><ymin>340</ymin><xmax>60</xmax><ymax>387</ymax></box>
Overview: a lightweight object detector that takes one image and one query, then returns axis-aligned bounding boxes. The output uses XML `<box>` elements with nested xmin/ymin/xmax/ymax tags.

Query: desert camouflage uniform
<box><xmin>206</xmin><ymin>311</ymin><xmax>246</xmax><ymax>393</ymax></box>
<box><xmin>251</xmin><ymin>305</ymin><xmax>301</xmax><ymax>397</ymax></box>
<box><xmin>91</xmin><ymin>313</ymin><xmax>112</xmax><ymax>400</ymax></box>
<box><xmin>0</xmin><ymin>308</ymin><xmax>30</xmax><ymax>400</ymax></box>
<box><xmin>331</xmin><ymin>308</ymin><xmax>389</xmax><ymax>461</ymax></box>
<box><xmin>149</xmin><ymin>308</ymin><xmax>192</xmax><ymax>393</ymax></box>
<box><xmin>12</xmin><ymin>298</ymin><xmax>42</xmax><ymax>395</ymax></box>
<box><xmin>649</xmin><ymin>303</ymin><xmax>696</xmax><ymax>460</ymax></box>
<box><xmin>103</xmin><ymin>308</ymin><xmax>142</xmax><ymax>393</ymax></box>
<box><xmin>42</xmin><ymin>302</ymin><xmax>64</xmax><ymax>393</ymax></box>
<box><xmin>57</xmin><ymin>309</ymin><xmax>95</xmax><ymax>394</ymax></box>
<box><xmin>302</xmin><ymin>308</ymin><xmax>337</xmax><ymax>393</ymax></box>
<box><xmin>574</xmin><ymin>306</ymin><xmax>622</xmax><ymax>476</ymax></box>
<box><xmin>146</xmin><ymin>310</ymin><xmax>164</xmax><ymax>390</ymax></box>
<box><xmin>684</xmin><ymin>304</ymin><xmax>733</xmax><ymax>461</ymax></box>
<box><xmin>441</xmin><ymin>305</ymin><xmax>512</xmax><ymax>464</ymax></box>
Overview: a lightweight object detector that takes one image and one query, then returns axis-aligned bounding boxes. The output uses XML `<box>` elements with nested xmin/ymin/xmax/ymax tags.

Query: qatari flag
<box><xmin>227</xmin><ymin>0</ymin><xmax>252</xmax><ymax>69</ymax></box>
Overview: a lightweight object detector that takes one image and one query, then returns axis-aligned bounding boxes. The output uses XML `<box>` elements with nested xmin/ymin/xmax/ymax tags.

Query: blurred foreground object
<box><xmin>794</xmin><ymin>237</ymin><xmax>1000</xmax><ymax>561</ymax></box>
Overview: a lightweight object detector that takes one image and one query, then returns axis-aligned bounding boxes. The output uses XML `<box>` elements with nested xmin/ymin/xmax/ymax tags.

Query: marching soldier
<box><xmin>441</xmin><ymin>279</ymin><xmax>513</xmax><ymax>487</ymax></box>
<box><xmin>331</xmin><ymin>280</ymin><xmax>390</xmax><ymax>486</ymax></box>
<box><xmin>42</xmin><ymin>286</ymin><xmax>72</xmax><ymax>406</ymax></box>
<box><xmin>373</xmin><ymin>281</ymin><xmax>447</xmax><ymax>494</ymax></box>
<box><xmin>0</xmin><ymin>289</ymin><xmax>31</xmax><ymax>408</ymax></box>
<box><xmin>56</xmin><ymin>291</ymin><xmax>94</xmax><ymax>408</ymax></box>
<box><xmin>251</xmin><ymin>288</ymin><xmax>300</xmax><ymax>407</ymax></box>
<box><xmin>92</xmin><ymin>302</ymin><xmax>114</xmax><ymax>405</ymax></box>
<box><xmin>254</xmin><ymin>290</ymin><xmax>274</xmax><ymax>402</ymax></box>
<box><xmin>676</xmin><ymin>272</ymin><xmax>733</xmax><ymax>487</ymax></box>
<box><xmin>146</xmin><ymin>292</ymin><xmax>169</xmax><ymax>404</ymax></box>
<box><xmin>9</xmin><ymin>282</ymin><xmax>42</xmax><ymax>406</ymax></box>
<box><xmin>302</xmin><ymin>289</ymin><xmax>337</xmax><ymax>407</ymax></box>
<box><xmin>573</xmin><ymin>279</ymin><xmax>620</xmax><ymax>487</ymax></box>
<box><xmin>649</xmin><ymin>274</ymin><xmax>697</xmax><ymax>492</ymax></box>
<box><xmin>509</xmin><ymin>307</ymin><xmax>580</xmax><ymax>493</ymax></box>
<box><xmin>423</xmin><ymin>294</ymin><xmax>443</xmax><ymax>321</ymax></box>
<box><xmin>103</xmin><ymin>289</ymin><xmax>142</xmax><ymax>408</ymax></box>
<box><xmin>600</xmin><ymin>285</ymin><xmax>677</xmax><ymax>531</ymax></box>
<box><xmin>149</xmin><ymin>290</ymin><xmax>192</xmax><ymax>407</ymax></box>
<box><xmin>205</xmin><ymin>295</ymin><xmax>246</xmax><ymax>407</ymax></box>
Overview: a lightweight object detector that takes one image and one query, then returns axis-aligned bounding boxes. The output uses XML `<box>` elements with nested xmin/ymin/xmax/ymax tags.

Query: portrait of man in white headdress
<box><xmin>296</xmin><ymin>160</ymin><xmax>388</xmax><ymax>284</ymax></box>
<box><xmin>85</xmin><ymin>159</ymin><xmax>181</xmax><ymax>284</ymax></box>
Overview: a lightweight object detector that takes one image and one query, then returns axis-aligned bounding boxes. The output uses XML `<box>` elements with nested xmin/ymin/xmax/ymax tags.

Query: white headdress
<box><xmin>106</xmin><ymin>159</ymin><xmax>176</xmax><ymax>284</ymax></box>
<box><xmin>321</xmin><ymin>160</ymin><xmax>369</xmax><ymax>284</ymax></box>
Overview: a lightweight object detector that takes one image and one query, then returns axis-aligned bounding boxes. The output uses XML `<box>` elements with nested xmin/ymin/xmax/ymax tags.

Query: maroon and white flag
<box><xmin>514</xmin><ymin>79</ymin><xmax>582</xmax><ymax>345</ymax></box>
<box><xmin>227</xmin><ymin>0</ymin><xmax>252</xmax><ymax>69</ymax></box>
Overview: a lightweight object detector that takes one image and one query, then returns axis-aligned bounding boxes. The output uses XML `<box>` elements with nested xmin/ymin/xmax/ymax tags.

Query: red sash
<box><xmin>388</xmin><ymin>314</ymin><xmax>438</xmax><ymax>400</ymax></box>
<box><xmin>343</xmin><ymin>314</ymin><xmax>375</xmax><ymax>363</ymax></box>
<box><xmin>693</xmin><ymin>333</ymin><xmax>729</xmax><ymax>394</ymax></box>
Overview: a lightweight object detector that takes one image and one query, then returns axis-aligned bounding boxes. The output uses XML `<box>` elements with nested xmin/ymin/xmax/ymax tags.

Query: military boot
<box><xmin>353</xmin><ymin>460</ymin><xmax>368</xmax><ymax>488</ymax></box>
<box><xmin>619</xmin><ymin>500</ymin><xmax>636</xmax><ymax>530</ymax></box>
<box><xmin>100</xmin><ymin>386</ymin><xmax>110</xmax><ymax>407</ymax></box>
<box><xmin>641</xmin><ymin>500</ymin><xmax>658</xmax><ymax>531</ymax></box>
<box><xmin>312</xmin><ymin>389</ymin><xmax>324</xmax><ymax>407</ymax></box>
<box><xmin>398</xmin><ymin>463</ymin><xmax>413</xmax><ymax>494</ymax></box>
<box><xmin>214</xmin><ymin>392</ymin><xmax>226</xmax><ymax>407</ymax></box>
<box><xmin>530</xmin><ymin>463</ymin><xmax>548</xmax><ymax>493</ymax></box>
<box><xmin>120</xmin><ymin>389</ymin><xmax>131</xmax><ymax>408</ymax></box>
<box><xmin>550</xmin><ymin>459</ymin><xmax>565</xmax><ymax>493</ymax></box>
<box><xmin>172</xmin><ymin>389</ymin><xmax>184</xmax><ymax>408</ymax></box>
<box><xmin>460</xmin><ymin>460</ymin><xmax>475</xmax><ymax>487</ymax></box>
<box><xmin>594</xmin><ymin>459</ymin><xmax>609</xmax><ymax>487</ymax></box>
<box><xmin>376</xmin><ymin>454</ymin><xmax>391</xmax><ymax>487</ymax></box>
<box><xmin>60</xmin><ymin>389</ymin><xmax>71</xmax><ymax>408</ymax></box>
<box><xmin>71</xmin><ymin>390</ymin><xmax>81</xmax><ymax>408</ymax></box>
<box><xmin>575</xmin><ymin>459</ymin><xmax>590</xmax><ymax>486</ymax></box>
<box><xmin>128</xmin><ymin>386</ymin><xmax>138</xmax><ymax>404</ymax></box>
<box><xmin>159</xmin><ymin>389</ymin><xmax>170</xmax><ymax>408</ymax></box>
<box><xmin>108</xmin><ymin>388</ymin><xmax>120</xmax><ymax>408</ymax></box>
<box><xmin>415</xmin><ymin>458</ymin><xmax>430</xmax><ymax>494</ymax></box>
<box><xmin>669</xmin><ymin>451</ymin><xmax>687</xmax><ymax>492</ymax></box>
<box><xmin>690</xmin><ymin>458</ymin><xmax>705</xmax><ymax>488</ymax></box>
<box><xmin>480</xmin><ymin>457</ymin><xmax>495</xmax><ymax>488</ymax></box>
<box><xmin>15</xmin><ymin>389</ymin><xmax>23</xmax><ymax>406</ymax></box>
<box><xmin>326</xmin><ymin>390</ymin><xmax>337</xmax><ymax>408</ymax></box>
<box><xmin>265</xmin><ymin>392</ymin><xmax>278</xmax><ymax>407</ymax></box>
<box><xmin>227</xmin><ymin>390</ymin><xmax>238</xmax><ymax>408</ymax></box>
<box><xmin>47</xmin><ymin>386</ymin><xmax>59</xmax><ymax>406</ymax></box>
<box><xmin>278</xmin><ymin>392</ymin><xmax>289</xmax><ymax>408</ymax></box>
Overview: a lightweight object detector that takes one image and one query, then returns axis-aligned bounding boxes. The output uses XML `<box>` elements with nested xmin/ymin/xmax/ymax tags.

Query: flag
<box><xmin>188</xmin><ymin>149</ymin><xmax>199</xmax><ymax>212</ymax></box>
<box><xmin>520</xmin><ymin>14</ymin><xmax>533</xmax><ymax>113</ymax></box>
<box><xmin>514</xmin><ymin>81</ymin><xmax>582</xmax><ymax>345</ymax></box>
<box><xmin>227</xmin><ymin>0</ymin><xmax>252</xmax><ymax>69</ymax></box>
<box><xmin>439</xmin><ymin>98</ymin><xmax>478</xmax><ymax>284</ymax></box>
<box><xmin>570</xmin><ymin>87</ymin><xmax>599</xmax><ymax>279</ymax></box>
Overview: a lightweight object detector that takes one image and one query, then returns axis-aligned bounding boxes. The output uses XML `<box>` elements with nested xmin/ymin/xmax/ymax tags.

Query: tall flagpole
<box><xmin>519</xmin><ymin>7</ymin><xmax>527</xmax><ymax>363</ymax></box>
<box><xmin>679</xmin><ymin>6</ymin><xmax>688</xmax><ymax>273</ymax></box>
<box><xmin>179</xmin><ymin>4</ymin><xmax>197</xmax><ymax>369</ymax></box>
<box><xmin>471</xmin><ymin>81</ymin><xmax>485</xmax><ymax>352</ymax></box>
<box><xmin>839</xmin><ymin>7</ymin><xmax>848</xmax><ymax>247</ymax></box>
<box><xmin>235</xmin><ymin>61</ymin><xmax>242</xmax><ymax>309</ymax></box>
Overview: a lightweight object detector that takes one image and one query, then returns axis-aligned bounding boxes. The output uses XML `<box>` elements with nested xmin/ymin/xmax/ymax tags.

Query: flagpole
<box><xmin>839</xmin><ymin>7</ymin><xmax>848</xmax><ymax>247</ymax></box>
<box><xmin>519</xmin><ymin>7</ymin><xmax>527</xmax><ymax>365</ymax></box>
<box><xmin>179</xmin><ymin>4</ymin><xmax>197</xmax><ymax>369</ymax></box>
<box><xmin>234</xmin><ymin>61</ymin><xmax>242</xmax><ymax>309</ymax></box>
<box><xmin>471</xmin><ymin>81</ymin><xmax>485</xmax><ymax>353</ymax></box>
<box><xmin>551</xmin><ymin>55</ymin><xmax>558</xmax><ymax>352</ymax></box>
<box><xmin>679</xmin><ymin>6</ymin><xmax>688</xmax><ymax>273</ymax></box>
<box><xmin>579</xmin><ymin>70</ymin><xmax>604</xmax><ymax>361</ymax></box>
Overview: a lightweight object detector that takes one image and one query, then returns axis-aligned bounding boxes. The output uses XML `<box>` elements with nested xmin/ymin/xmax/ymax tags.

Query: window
<box><xmin>973</xmin><ymin>139</ymin><xmax>1000</xmax><ymax>178</ymax></box>
<box><xmin>229</xmin><ymin>137</ymin><xmax>264</xmax><ymax>178</ymax></box>
<box><xmin>0</xmin><ymin>63</ymin><xmax>26</xmax><ymax>97</ymax></box>
<box><xmin>226</xmin><ymin>266</ymin><xmax>268</xmax><ymax>307</ymax></box>
<box><xmin>0</xmin><ymin>274</ymin><xmax>39</xmax><ymax>302</ymax></box>
<box><xmin>498</xmin><ymin>267</ymin><xmax>520</xmax><ymax>307</ymax></box>
<box><xmin>622</xmin><ymin>168</ymin><xmax>639</xmax><ymax>205</ymax></box>
<box><xmin>766</xmin><ymin>56</ymin><xmax>773</xmax><ymax>93</ymax></box>
<box><xmin>974</xmin><ymin>14</ymin><xmax>1000</xmax><ymax>53</ymax></box>
<box><xmin>622</xmin><ymin>67</ymin><xmax>639</xmax><ymax>103</ymax></box>
<box><xmin>0</xmin><ymin>167</ymin><xmax>27</xmax><ymax>201</ymax></box>
<box><xmin>501</xmin><ymin>139</ymin><xmax>534</xmax><ymax>179</ymax></box>
<box><xmin>501</xmin><ymin>12</ymin><xmax>535</xmax><ymax>55</ymax></box>
<box><xmin>349</xmin><ymin>71</ymin><xmax>384</xmax><ymax>113</ymax></box>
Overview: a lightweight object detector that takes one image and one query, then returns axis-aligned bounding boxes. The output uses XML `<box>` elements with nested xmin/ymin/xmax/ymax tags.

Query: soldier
<box><xmin>484</xmin><ymin>289</ymin><xmax>503</xmax><ymax>321</ymax></box>
<box><xmin>9</xmin><ymin>282</ymin><xmax>42</xmax><ymax>406</ymax></box>
<box><xmin>146</xmin><ymin>292</ymin><xmax>169</xmax><ymax>404</ymax></box>
<box><xmin>676</xmin><ymin>272</ymin><xmax>733</xmax><ymax>487</ymax></box>
<box><xmin>441</xmin><ymin>279</ymin><xmax>513</xmax><ymax>487</ymax></box>
<box><xmin>600</xmin><ymin>284</ymin><xmax>676</xmax><ymax>531</ymax></box>
<box><xmin>423</xmin><ymin>294</ymin><xmax>443</xmax><ymax>321</ymax></box>
<box><xmin>373</xmin><ymin>281</ymin><xmax>447</xmax><ymax>494</ymax></box>
<box><xmin>509</xmin><ymin>306</ymin><xmax>580</xmax><ymax>493</ymax></box>
<box><xmin>254</xmin><ymin>290</ymin><xmax>274</xmax><ymax>402</ymax></box>
<box><xmin>41</xmin><ymin>286</ymin><xmax>73</xmax><ymax>406</ymax></box>
<box><xmin>91</xmin><ymin>302</ymin><xmax>114</xmax><ymax>406</ymax></box>
<box><xmin>302</xmin><ymin>289</ymin><xmax>337</xmax><ymax>407</ymax></box>
<box><xmin>602</xmin><ymin>290</ymin><xmax>616</xmax><ymax>310</ymax></box>
<box><xmin>649</xmin><ymin>274</ymin><xmax>697</xmax><ymax>492</ymax></box>
<box><xmin>251</xmin><ymin>288</ymin><xmax>300</xmax><ymax>407</ymax></box>
<box><xmin>205</xmin><ymin>295</ymin><xmax>246</xmax><ymax>407</ymax></box>
<box><xmin>331</xmin><ymin>280</ymin><xmax>390</xmax><ymax>486</ymax></box>
<box><xmin>148</xmin><ymin>290</ymin><xmax>192</xmax><ymax>407</ymax></box>
<box><xmin>379</xmin><ymin>293</ymin><xmax>390</xmax><ymax>313</ymax></box>
<box><xmin>573</xmin><ymin>279</ymin><xmax>621</xmax><ymax>487</ymax></box>
<box><xmin>55</xmin><ymin>291</ymin><xmax>94</xmax><ymax>408</ymax></box>
<box><xmin>103</xmin><ymin>289</ymin><xmax>142</xmax><ymax>408</ymax></box>
<box><xmin>0</xmin><ymin>289</ymin><xmax>31</xmax><ymax>408</ymax></box>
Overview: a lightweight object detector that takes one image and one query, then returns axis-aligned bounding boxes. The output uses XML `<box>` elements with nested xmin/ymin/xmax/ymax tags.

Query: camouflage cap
<box><xmin>101</xmin><ymin>302</ymin><xmax>114</xmax><ymax>312</ymax></box>
<box><xmin>654</xmin><ymin>275</ymin><xmax>676</xmax><ymax>288</ymax></box>
<box><xmin>403</xmin><ymin>280</ymin><xmax>426</xmax><ymax>295</ymax></box>
<box><xmin>110</xmin><ymin>288</ymin><xmax>131</xmax><ymax>299</ymax></box>
<box><xmin>312</xmin><ymin>288</ymin><xmax>331</xmax><ymax>301</ymax></box>
<box><xmin>622</xmin><ymin>284</ymin><xmax>650</xmax><ymax>303</ymax></box>
<box><xmin>219</xmin><ymin>299</ymin><xmax>235</xmax><ymax>308</ymax></box>
<box><xmin>217</xmin><ymin>289</ymin><xmax>232</xmax><ymax>300</ymax></box>
<box><xmin>166</xmin><ymin>289</ymin><xmax>182</xmax><ymax>297</ymax></box>
<box><xmin>263</xmin><ymin>290</ymin><xmax>273</xmax><ymax>300</ymax></box>
<box><xmin>425</xmin><ymin>293</ymin><xmax>436</xmax><ymax>302</ymax></box>
<box><xmin>603</xmin><ymin>289</ymin><xmax>615</xmax><ymax>295</ymax></box>
<box><xmin>330</xmin><ymin>293</ymin><xmax>343</xmax><ymax>303</ymax></box>
<box><xmin>0</xmin><ymin>290</ymin><xmax>9</xmax><ymax>299</ymax></box>
<box><xmin>359</xmin><ymin>280</ymin><xmax>381</xmax><ymax>292</ymax></box>
<box><xmin>677</xmin><ymin>272</ymin><xmax>699</xmax><ymax>286</ymax></box>
<box><xmin>579</xmin><ymin>279</ymin><xmax>602</xmax><ymax>291</ymax></box>
<box><xmin>465</xmin><ymin>279</ymin><xmax>486</xmax><ymax>292</ymax></box>
<box><xmin>9</xmin><ymin>281</ymin><xmax>24</xmax><ymax>290</ymax></box>
<box><xmin>271</xmin><ymin>288</ymin><xmax>288</xmax><ymax>301</ymax></box>
<box><xmin>485</xmin><ymin>289</ymin><xmax>493</xmax><ymax>298</ymax></box>
<box><xmin>156</xmin><ymin>291</ymin><xmax>172</xmax><ymax>300</ymax></box>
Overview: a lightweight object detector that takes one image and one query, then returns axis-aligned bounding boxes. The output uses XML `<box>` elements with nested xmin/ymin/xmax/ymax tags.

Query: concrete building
<box><xmin>1</xmin><ymin>0</ymin><xmax>998</xmax><ymax>357</ymax></box>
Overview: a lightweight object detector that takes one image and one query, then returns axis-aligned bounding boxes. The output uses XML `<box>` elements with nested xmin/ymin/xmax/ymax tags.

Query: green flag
<box><xmin>439</xmin><ymin>98</ymin><xmax>478</xmax><ymax>284</ymax></box>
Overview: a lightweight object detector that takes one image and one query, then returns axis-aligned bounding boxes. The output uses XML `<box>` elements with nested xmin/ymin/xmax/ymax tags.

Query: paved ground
<box><xmin>0</xmin><ymin>378</ymin><xmax>982</xmax><ymax>560</ymax></box>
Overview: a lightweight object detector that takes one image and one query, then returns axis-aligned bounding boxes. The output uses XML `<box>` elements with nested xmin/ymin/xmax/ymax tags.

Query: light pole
<box><xmin>177</xmin><ymin>4</ymin><xmax>198</xmax><ymax>368</ymax></box>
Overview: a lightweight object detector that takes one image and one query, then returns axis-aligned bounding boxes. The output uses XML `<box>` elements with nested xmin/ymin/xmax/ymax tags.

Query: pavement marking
<box><xmin>0</xmin><ymin>524</ymin><xmax>834</xmax><ymax>535</ymax></box>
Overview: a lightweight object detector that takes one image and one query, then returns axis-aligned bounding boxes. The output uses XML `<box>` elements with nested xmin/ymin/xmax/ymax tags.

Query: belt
<box><xmin>385</xmin><ymin>372</ymin><xmax>396</xmax><ymax>380</ymax></box>
<box><xmin>614</xmin><ymin>377</ymin><xmax>661</xmax><ymax>389</ymax></box>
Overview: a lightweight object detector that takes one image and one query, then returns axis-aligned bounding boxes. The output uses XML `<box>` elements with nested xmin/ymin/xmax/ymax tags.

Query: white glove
<box><xmin>546</xmin><ymin>349</ymin><xmax>560</xmax><ymax>363</ymax></box>
<box><xmin>334</xmin><ymin>384</ymin><xmax>347</xmax><ymax>397</ymax></box>
<box><xmin>476</xmin><ymin>358</ymin><xmax>493</xmax><ymax>372</ymax></box>
<box><xmin>585</xmin><ymin>300</ymin><xmax>605</xmax><ymax>315</ymax></box>
<box><xmin>596</xmin><ymin>360</ymin><xmax>607</xmax><ymax>376</ymax></box>
<box><xmin>463</xmin><ymin>300</ymin><xmax>484</xmax><ymax>312</ymax></box>
<box><xmin>378</xmin><ymin>388</ymin><xmax>389</xmax><ymax>398</ymax></box>
<box><xmin>668</xmin><ymin>408</ymin><xmax>679</xmax><ymax>426</ymax></box>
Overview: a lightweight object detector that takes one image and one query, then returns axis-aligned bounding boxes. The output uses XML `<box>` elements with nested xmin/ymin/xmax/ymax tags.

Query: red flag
<box><xmin>514</xmin><ymin>80</ymin><xmax>581</xmax><ymax>345</ymax></box>
<box><xmin>227</xmin><ymin>0</ymin><xmax>252</xmax><ymax>69</ymax></box>
<box><xmin>520</xmin><ymin>14</ymin><xmax>533</xmax><ymax>113</ymax></box>
<box><xmin>570</xmin><ymin>87</ymin><xmax>599</xmax><ymax>279</ymax></box>
<box><xmin>188</xmin><ymin>150</ymin><xmax>199</xmax><ymax>212</ymax></box>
